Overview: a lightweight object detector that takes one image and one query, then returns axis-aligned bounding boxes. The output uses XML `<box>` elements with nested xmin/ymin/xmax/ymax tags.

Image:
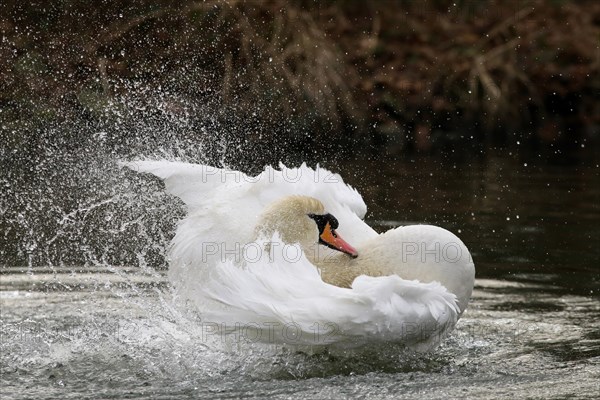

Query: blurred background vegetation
<box><xmin>1</xmin><ymin>0</ymin><xmax>599</xmax><ymax>270</ymax></box>
<box><xmin>1</xmin><ymin>0</ymin><xmax>599</xmax><ymax>165</ymax></box>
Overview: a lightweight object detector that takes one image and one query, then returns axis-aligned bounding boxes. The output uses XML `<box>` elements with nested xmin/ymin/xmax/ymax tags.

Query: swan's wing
<box><xmin>121</xmin><ymin>160</ymin><xmax>379</xmax><ymax>309</ymax></box>
<box><xmin>119</xmin><ymin>160</ymin><xmax>250</xmax><ymax>212</ymax></box>
<box><xmin>200</xmin><ymin>236</ymin><xmax>459</xmax><ymax>350</ymax></box>
<box><xmin>120</xmin><ymin>161</ymin><xmax>377</xmax><ymax>267</ymax></box>
<box><xmin>265</xmin><ymin>163</ymin><xmax>377</xmax><ymax>245</ymax></box>
<box><xmin>229</xmin><ymin>163</ymin><xmax>378</xmax><ymax>245</ymax></box>
<box><xmin>348</xmin><ymin>275</ymin><xmax>459</xmax><ymax>350</ymax></box>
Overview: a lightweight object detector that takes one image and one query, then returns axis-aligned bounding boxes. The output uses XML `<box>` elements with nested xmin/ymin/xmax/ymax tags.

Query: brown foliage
<box><xmin>1</xmin><ymin>0</ymin><xmax>598</xmax><ymax>152</ymax></box>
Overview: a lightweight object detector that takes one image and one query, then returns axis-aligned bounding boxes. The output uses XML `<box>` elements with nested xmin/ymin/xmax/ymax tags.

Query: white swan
<box><xmin>121</xmin><ymin>161</ymin><xmax>475</xmax><ymax>350</ymax></box>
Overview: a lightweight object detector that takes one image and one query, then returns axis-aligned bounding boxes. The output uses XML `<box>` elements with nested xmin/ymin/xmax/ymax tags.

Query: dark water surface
<box><xmin>1</xmin><ymin>154</ymin><xmax>599</xmax><ymax>399</ymax></box>
<box><xmin>338</xmin><ymin>155</ymin><xmax>600</xmax><ymax>297</ymax></box>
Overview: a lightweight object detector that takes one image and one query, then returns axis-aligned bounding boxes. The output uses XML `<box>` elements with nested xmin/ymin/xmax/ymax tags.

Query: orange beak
<box><xmin>319</xmin><ymin>222</ymin><xmax>359</xmax><ymax>258</ymax></box>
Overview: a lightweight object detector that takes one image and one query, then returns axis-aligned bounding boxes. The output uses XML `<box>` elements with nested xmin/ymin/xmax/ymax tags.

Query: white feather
<box><xmin>120</xmin><ymin>160</ymin><xmax>473</xmax><ymax>351</ymax></box>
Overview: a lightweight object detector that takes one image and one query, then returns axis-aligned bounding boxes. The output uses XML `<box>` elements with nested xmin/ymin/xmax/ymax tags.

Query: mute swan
<box><xmin>121</xmin><ymin>161</ymin><xmax>475</xmax><ymax>350</ymax></box>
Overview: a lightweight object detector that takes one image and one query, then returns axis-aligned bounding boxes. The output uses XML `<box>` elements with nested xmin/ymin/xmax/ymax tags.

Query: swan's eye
<box><xmin>329</xmin><ymin>216</ymin><xmax>339</xmax><ymax>230</ymax></box>
<box><xmin>308</xmin><ymin>213</ymin><xmax>339</xmax><ymax>234</ymax></box>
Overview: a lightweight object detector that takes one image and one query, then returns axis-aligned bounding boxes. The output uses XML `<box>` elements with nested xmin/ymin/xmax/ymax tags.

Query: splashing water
<box><xmin>2</xmin><ymin>92</ymin><xmax>453</xmax><ymax>385</ymax></box>
<box><xmin>1</xmin><ymin>90</ymin><xmax>599</xmax><ymax>399</ymax></box>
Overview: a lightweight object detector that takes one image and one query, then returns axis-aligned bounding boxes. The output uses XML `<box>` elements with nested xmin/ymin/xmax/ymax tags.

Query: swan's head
<box><xmin>255</xmin><ymin>195</ymin><xmax>358</xmax><ymax>258</ymax></box>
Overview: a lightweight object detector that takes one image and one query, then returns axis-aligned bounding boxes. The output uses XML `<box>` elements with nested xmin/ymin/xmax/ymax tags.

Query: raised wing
<box><xmin>120</xmin><ymin>160</ymin><xmax>377</xmax><ymax>284</ymax></box>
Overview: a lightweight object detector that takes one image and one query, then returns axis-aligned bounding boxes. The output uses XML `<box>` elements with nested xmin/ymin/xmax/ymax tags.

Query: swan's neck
<box><xmin>314</xmin><ymin>250</ymin><xmax>392</xmax><ymax>289</ymax></box>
